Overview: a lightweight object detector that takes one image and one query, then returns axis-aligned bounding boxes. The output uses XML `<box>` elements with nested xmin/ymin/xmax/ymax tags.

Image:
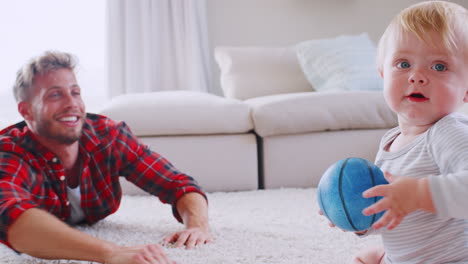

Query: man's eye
<box><xmin>432</xmin><ymin>63</ymin><xmax>447</xmax><ymax>72</ymax></box>
<box><xmin>397</xmin><ymin>61</ymin><xmax>410</xmax><ymax>69</ymax></box>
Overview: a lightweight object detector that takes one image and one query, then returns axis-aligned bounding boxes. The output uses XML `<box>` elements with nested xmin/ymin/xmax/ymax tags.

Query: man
<box><xmin>0</xmin><ymin>51</ymin><xmax>212</xmax><ymax>264</ymax></box>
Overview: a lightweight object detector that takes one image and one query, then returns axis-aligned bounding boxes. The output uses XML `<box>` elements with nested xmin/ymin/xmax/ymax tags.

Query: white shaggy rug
<box><xmin>0</xmin><ymin>188</ymin><xmax>381</xmax><ymax>264</ymax></box>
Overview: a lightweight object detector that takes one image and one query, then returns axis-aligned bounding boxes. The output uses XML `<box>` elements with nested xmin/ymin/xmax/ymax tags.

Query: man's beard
<box><xmin>36</xmin><ymin>116</ymin><xmax>84</xmax><ymax>145</ymax></box>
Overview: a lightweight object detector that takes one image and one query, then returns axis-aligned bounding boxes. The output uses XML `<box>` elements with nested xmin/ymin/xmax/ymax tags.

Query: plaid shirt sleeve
<box><xmin>0</xmin><ymin>151</ymin><xmax>41</xmax><ymax>248</ymax></box>
<box><xmin>113</xmin><ymin>122</ymin><xmax>207</xmax><ymax>222</ymax></box>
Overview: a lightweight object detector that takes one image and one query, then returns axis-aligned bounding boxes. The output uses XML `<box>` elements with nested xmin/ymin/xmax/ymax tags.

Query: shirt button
<box><xmin>60</xmin><ymin>176</ymin><xmax>66</xmax><ymax>181</ymax></box>
<box><xmin>52</xmin><ymin>157</ymin><xmax>58</xmax><ymax>163</ymax></box>
<box><xmin>66</xmin><ymin>201</ymin><xmax>70</xmax><ymax>206</ymax></box>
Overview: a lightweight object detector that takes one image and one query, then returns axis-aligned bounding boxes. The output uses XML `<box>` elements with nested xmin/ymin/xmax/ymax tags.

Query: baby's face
<box><xmin>380</xmin><ymin>30</ymin><xmax>468</xmax><ymax>128</ymax></box>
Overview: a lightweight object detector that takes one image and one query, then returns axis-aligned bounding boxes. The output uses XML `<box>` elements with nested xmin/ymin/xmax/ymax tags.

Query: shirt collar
<box><xmin>1</xmin><ymin>115</ymin><xmax>101</xmax><ymax>162</ymax></box>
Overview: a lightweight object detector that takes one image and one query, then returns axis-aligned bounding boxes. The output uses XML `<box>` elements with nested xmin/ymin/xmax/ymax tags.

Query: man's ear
<box><xmin>18</xmin><ymin>101</ymin><xmax>33</xmax><ymax>121</ymax></box>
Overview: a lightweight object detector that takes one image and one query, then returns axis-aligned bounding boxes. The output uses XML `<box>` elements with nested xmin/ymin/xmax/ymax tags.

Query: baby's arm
<box><xmin>426</xmin><ymin>115</ymin><xmax>468</xmax><ymax>219</ymax></box>
<box><xmin>428</xmin><ymin>171</ymin><xmax>468</xmax><ymax>218</ymax></box>
<box><xmin>363</xmin><ymin>114</ymin><xmax>468</xmax><ymax>228</ymax></box>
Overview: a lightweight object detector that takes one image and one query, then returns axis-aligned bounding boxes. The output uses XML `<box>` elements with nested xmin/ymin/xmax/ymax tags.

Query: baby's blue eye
<box><xmin>432</xmin><ymin>63</ymin><xmax>446</xmax><ymax>71</ymax></box>
<box><xmin>397</xmin><ymin>61</ymin><xmax>410</xmax><ymax>68</ymax></box>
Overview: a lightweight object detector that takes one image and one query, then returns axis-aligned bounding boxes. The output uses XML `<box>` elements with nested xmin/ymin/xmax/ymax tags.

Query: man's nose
<box><xmin>63</xmin><ymin>92</ymin><xmax>80</xmax><ymax>107</ymax></box>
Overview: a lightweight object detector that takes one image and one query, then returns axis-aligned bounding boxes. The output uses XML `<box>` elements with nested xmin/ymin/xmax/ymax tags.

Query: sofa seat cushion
<box><xmin>99</xmin><ymin>91</ymin><xmax>253</xmax><ymax>136</ymax></box>
<box><xmin>246</xmin><ymin>91</ymin><xmax>397</xmax><ymax>137</ymax></box>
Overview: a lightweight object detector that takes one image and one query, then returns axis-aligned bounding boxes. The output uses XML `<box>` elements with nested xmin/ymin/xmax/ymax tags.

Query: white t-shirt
<box><xmin>66</xmin><ymin>185</ymin><xmax>85</xmax><ymax>225</ymax></box>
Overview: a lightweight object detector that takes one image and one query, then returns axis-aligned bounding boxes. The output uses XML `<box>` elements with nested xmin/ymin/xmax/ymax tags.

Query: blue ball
<box><xmin>317</xmin><ymin>157</ymin><xmax>388</xmax><ymax>231</ymax></box>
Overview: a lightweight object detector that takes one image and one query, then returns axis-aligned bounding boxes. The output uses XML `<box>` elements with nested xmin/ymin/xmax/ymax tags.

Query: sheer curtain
<box><xmin>107</xmin><ymin>0</ymin><xmax>213</xmax><ymax>97</ymax></box>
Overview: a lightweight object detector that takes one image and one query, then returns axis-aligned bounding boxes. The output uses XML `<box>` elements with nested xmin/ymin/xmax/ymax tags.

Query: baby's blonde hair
<box><xmin>377</xmin><ymin>1</ymin><xmax>468</xmax><ymax>69</ymax></box>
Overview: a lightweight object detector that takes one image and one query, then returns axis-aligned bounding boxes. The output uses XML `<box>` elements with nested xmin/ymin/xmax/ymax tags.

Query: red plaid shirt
<box><xmin>0</xmin><ymin>113</ymin><xmax>206</xmax><ymax>249</ymax></box>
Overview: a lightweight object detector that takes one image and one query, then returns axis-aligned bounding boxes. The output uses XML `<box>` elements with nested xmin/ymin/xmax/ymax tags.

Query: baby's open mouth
<box><xmin>409</xmin><ymin>93</ymin><xmax>426</xmax><ymax>99</ymax></box>
<box><xmin>407</xmin><ymin>93</ymin><xmax>428</xmax><ymax>102</ymax></box>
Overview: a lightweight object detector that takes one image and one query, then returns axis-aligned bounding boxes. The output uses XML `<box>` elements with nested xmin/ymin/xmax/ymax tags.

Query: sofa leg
<box><xmin>255</xmin><ymin>133</ymin><xmax>264</xmax><ymax>189</ymax></box>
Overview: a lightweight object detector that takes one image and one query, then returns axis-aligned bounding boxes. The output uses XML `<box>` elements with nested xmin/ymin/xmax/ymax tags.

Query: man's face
<box><xmin>21</xmin><ymin>68</ymin><xmax>86</xmax><ymax>145</ymax></box>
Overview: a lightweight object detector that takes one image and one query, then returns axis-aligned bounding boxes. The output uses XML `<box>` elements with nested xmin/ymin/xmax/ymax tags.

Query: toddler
<box><xmin>353</xmin><ymin>1</ymin><xmax>468</xmax><ymax>263</ymax></box>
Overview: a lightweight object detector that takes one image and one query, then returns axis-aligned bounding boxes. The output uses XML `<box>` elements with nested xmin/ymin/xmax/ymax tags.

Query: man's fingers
<box><xmin>196</xmin><ymin>237</ymin><xmax>207</xmax><ymax>246</ymax></box>
<box><xmin>105</xmin><ymin>243</ymin><xmax>177</xmax><ymax>264</ymax></box>
<box><xmin>193</xmin><ymin>232</ymin><xmax>212</xmax><ymax>248</ymax></box>
<box><xmin>164</xmin><ymin>228</ymin><xmax>213</xmax><ymax>250</ymax></box>
<box><xmin>162</xmin><ymin>233</ymin><xmax>178</xmax><ymax>245</ymax></box>
<box><xmin>185</xmin><ymin>233</ymin><xmax>198</xmax><ymax>249</ymax></box>
<box><xmin>174</xmin><ymin>232</ymin><xmax>190</xmax><ymax>248</ymax></box>
<box><xmin>148</xmin><ymin>244</ymin><xmax>173</xmax><ymax>264</ymax></box>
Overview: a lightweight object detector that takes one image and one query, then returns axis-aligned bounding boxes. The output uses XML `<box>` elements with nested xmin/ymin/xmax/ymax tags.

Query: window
<box><xmin>0</xmin><ymin>0</ymin><xmax>107</xmax><ymax>123</ymax></box>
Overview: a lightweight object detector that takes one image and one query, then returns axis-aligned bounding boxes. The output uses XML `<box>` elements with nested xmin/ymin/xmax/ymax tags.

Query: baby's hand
<box><xmin>318</xmin><ymin>210</ymin><xmax>336</xmax><ymax>228</ymax></box>
<box><xmin>362</xmin><ymin>172</ymin><xmax>434</xmax><ymax>230</ymax></box>
<box><xmin>318</xmin><ymin>210</ymin><xmax>367</xmax><ymax>235</ymax></box>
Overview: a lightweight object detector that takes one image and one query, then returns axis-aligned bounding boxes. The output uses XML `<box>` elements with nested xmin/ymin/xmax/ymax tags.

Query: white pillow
<box><xmin>214</xmin><ymin>46</ymin><xmax>314</xmax><ymax>100</ymax></box>
<box><xmin>295</xmin><ymin>33</ymin><xmax>383</xmax><ymax>92</ymax></box>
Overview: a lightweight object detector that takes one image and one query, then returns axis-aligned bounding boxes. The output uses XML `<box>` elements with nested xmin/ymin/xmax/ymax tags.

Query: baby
<box><xmin>352</xmin><ymin>1</ymin><xmax>468</xmax><ymax>263</ymax></box>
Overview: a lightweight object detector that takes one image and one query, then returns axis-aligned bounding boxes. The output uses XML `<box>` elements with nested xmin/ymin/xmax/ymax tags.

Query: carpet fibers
<box><xmin>0</xmin><ymin>188</ymin><xmax>381</xmax><ymax>264</ymax></box>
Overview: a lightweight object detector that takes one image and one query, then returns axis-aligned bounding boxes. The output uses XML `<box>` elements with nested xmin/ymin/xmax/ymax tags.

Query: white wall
<box><xmin>207</xmin><ymin>0</ymin><xmax>468</xmax><ymax>95</ymax></box>
<box><xmin>0</xmin><ymin>0</ymin><xmax>106</xmax><ymax>125</ymax></box>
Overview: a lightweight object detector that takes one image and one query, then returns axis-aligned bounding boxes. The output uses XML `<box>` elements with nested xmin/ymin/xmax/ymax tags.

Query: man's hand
<box><xmin>167</xmin><ymin>192</ymin><xmax>213</xmax><ymax>249</ymax></box>
<box><xmin>162</xmin><ymin>227</ymin><xmax>213</xmax><ymax>249</ymax></box>
<box><xmin>362</xmin><ymin>172</ymin><xmax>435</xmax><ymax>230</ymax></box>
<box><xmin>7</xmin><ymin>208</ymin><xmax>176</xmax><ymax>264</ymax></box>
<box><xmin>104</xmin><ymin>244</ymin><xmax>176</xmax><ymax>264</ymax></box>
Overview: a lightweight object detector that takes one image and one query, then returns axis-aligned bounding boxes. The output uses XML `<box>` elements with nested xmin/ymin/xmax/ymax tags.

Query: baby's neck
<box><xmin>386</xmin><ymin>121</ymin><xmax>432</xmax><ymax>152</ymax></box>
<box><xmin>386</xmin><ymin>133</ymin><xmax>419</xmax><ymax>152</ymax></box>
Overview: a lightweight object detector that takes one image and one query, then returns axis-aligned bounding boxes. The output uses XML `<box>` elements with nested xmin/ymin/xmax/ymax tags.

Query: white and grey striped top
<box><xmin>374</xmin><ymin>112</ymin><xmax>468</xmax><ymax>264</ymax></box>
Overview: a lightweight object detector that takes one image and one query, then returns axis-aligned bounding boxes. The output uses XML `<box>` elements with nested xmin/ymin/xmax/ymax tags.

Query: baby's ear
<box><xmin>463</xmin><ymin>90</ymin><xmax>468</xmax><ymax>103</ymax></box>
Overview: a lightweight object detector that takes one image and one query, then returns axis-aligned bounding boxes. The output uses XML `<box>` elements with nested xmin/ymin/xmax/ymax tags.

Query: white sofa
<box><xmin>99</xmin><ymin>91</ymin><xmax>259</xmax><ymax>194</ymax></box>
<box><xmin>215</xmin><ymin>45</ymin><xmax>397</xmax><ymax>188</ymax></box>
<box><xmin>100</xmin><ymin>45</ymin><xmax>398</xmax><ymax>194</ymax></box>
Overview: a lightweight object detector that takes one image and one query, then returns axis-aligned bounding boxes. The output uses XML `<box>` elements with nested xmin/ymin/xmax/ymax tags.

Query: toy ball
<box><xmin>317</xmin><ymin>157</ymin><xmax>388</xmax><ymax>232</ymax></box>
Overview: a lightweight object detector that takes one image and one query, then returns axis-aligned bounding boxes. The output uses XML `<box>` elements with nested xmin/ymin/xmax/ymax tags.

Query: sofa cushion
<box><xmin>296</xmin><ymin>33</ymin><xmax>383</xmax><ymax>92</ymax></box>
<box><xmin>246</xmin><ymin>91</ymin><xmax>397</xmax><ymax>137</ymax></box>
<box><xmin>215</xmin><ymin>46</ymin><xmax>314</xmax><ymax>100</ymax></box>
<box><xmin>99</xmin><ymin>91</ymin><xmax>253</xmax><ymax>136</ymax></box>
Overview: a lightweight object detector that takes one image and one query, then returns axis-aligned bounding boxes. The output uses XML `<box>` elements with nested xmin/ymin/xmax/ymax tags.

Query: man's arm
<box><xmin>112</xmin><ymin>122</ymin><xmax>212</xmax><ymax>249</ymax></box>
<box><xmin>8</xmin><ymin>208</ymin><xmax>174</xmax><ymax>264</ymax></box>
<box><xmin>163</xmin><ymin>192</ymin><xmax>213</xmax><ymax>249</ymax></box>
